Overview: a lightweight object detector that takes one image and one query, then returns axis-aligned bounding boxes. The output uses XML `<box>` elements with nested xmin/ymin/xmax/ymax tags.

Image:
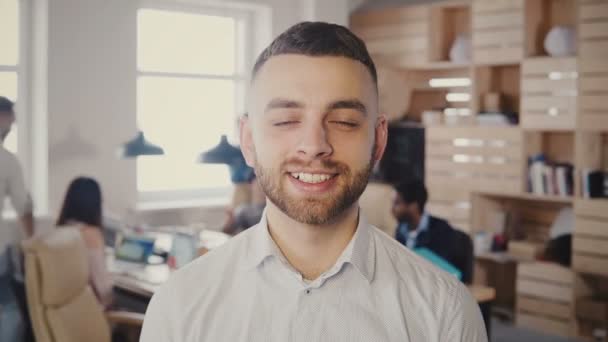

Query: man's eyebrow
<box><xmin>327</xmin><ymin>99</ymin><xmax>367</xmax><ymax>116</ymax></box>
<box><xmin>264</xmin><ymin>98</ymin><xmax>304</xmax><ymax>113</ymax></box>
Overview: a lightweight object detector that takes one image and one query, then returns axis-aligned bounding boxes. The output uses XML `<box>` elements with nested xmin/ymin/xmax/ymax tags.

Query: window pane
<box><xmin>137</xmin><ymin>76</ymin><xmax>236</xmax><ymax>192</ymax></box>
<box><xmin>0</xmin><ymin>72</ymin><xmax>18</xmax><ymax>101</ymax></box>
<box><xmin>0</xmin><ymin>0</ymin><xmax>19</xmax><ymax>66</ymax></box>
<box><xmin>138</xmin><ymin>9</ymin><xmax>236</xmax><ymax>75</ymax></box>
<box><xmin>0</xmin><ymin>72</ymin><xmax>17</xmax><ymax>153</ymax></box>
<box><xmin>4</xmin><ymin>125</ymin><xmax>17</xmax><ymax>153</ymax></box>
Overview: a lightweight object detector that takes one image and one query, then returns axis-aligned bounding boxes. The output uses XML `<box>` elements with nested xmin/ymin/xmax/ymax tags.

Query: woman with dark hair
<box><xmin>57</xmin><ymin>177</ymin><xmax>113</xmax><ymax>309</ymax></box>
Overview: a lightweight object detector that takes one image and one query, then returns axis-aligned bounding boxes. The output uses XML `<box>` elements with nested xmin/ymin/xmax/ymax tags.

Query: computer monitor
<box><xmin>115</xmin><ymin>235</ymin><xmax>156</xmax><ymax>264</ymax></box>
<box><xmin>169</xmin><ymin>232</ymin><xmax>198</xmax><ymax>269</ymax></box>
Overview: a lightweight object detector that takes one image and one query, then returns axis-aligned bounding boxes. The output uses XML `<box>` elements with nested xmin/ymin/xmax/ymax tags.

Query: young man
<box><xmin>393</xmin><ymin>179</ymin><xmax>474</xmax><ymax>284</ymax></box>
<box><xmin>0</xmin><ymin>96</ymin><xmax>34</xmax><ymax>245</ymax></box>
<box><xmin>141</xmin><ymin>22</ymin><xmax>487</xmax><ymax>341</ymax></box>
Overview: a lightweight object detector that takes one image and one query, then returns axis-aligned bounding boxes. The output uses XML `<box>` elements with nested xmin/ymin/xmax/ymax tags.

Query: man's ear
<box><xmin>373</xmin><ymin>114</ymin><xmax>388</xmax><ymax>164</ymax></box>
<box><xmin>239</xmin><ymin>114</ymin><xmax>256</xmax><ymax>168</ymax></box>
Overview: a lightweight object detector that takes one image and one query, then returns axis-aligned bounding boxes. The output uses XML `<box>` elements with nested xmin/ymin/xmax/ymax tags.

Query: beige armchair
<box><xmin>359</xmin><ymin>182</ymin><xmax>398</xmax><ymax>237</ymax></box>
<box><xmin>22</xmin><ymin>227</ymin><xmax>144</xmax><ymax>342</ymax></box>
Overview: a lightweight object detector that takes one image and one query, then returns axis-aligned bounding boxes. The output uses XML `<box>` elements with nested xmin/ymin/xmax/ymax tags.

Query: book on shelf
<box><xmin>527</xmin><ymin>155</ymin><xmax>573</xmax><ymax>197</ymax></box>
<box><xmin>581</xmin><ymin>168</ymin><xmax>608</xmax><ymax>199</ymax></box>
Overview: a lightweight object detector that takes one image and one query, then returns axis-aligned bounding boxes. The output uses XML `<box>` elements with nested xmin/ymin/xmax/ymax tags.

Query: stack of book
<box><xmin>581</xmin><ymin>169</ymin><xmax>608</xmax><ymax>198</ymax></box>
<box><xmin>528</xmin><ymin>154</ymin><xmax>573</xmax><ymax>197</ymax></box>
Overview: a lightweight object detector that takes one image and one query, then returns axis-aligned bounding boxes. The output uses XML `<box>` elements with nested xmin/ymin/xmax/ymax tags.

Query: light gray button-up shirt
<box><xmin>140</xmin><ymin>211</ymin><xmax>487</xmax><ymax>342</ymax></box>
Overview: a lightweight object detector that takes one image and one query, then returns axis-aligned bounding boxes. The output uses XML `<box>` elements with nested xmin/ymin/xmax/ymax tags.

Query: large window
<box><xmin>0</xmin><ymin>0</ymin><xmax>20</xmax><ymax>154</ymax></box>
<box><xmin>137</xmin><ymin>6</ymin><xmax>249</xmax><ymax>203</ymax></box>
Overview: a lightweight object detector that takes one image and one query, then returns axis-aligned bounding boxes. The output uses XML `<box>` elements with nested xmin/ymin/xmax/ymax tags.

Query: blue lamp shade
<box><xmin>198</xmin><ymin>135</ymin><xmax>242</xmax><ymax>164</ymax></box>
<box><xmin>119</xmin><ymin>131</ymin><xmax>164</xmax><ymax>158</ymax></box>
<box><xmin>198</xmin><ymin>135</ymin><xmax>255</xmax><ymax>183</ymax></box>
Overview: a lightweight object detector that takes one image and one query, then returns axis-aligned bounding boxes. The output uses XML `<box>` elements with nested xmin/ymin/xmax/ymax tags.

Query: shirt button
<box><xmin>305</xmin><ymin>289</ymin><xmax>311</xmax><ymax>294</ymax></box>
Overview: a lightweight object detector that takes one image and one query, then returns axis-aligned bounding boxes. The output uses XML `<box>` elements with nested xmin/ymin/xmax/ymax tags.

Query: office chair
<box><xmin>22</xmin><ymin>227</ymin><xmax>144</xmax><ymax>342</ymax></box>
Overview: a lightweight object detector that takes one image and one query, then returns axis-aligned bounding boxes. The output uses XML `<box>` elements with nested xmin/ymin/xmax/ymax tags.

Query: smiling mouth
<box><xmin>289</xmin><ymin>172</ymin><xmax>338</xmax><ymax>184</ymax></box>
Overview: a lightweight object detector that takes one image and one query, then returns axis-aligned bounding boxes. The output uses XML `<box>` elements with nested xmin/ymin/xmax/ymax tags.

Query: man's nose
<box><xmin>296</xmin><ymin>121</ymin><xmax>333</xmax><ymax>160</ymax></box>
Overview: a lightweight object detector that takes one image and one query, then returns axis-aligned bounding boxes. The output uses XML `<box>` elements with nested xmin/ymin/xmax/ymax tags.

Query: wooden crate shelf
<box><xmin>429</xmin><ymin>1</ymin><xmax>471</xmax><ymax>63</ymax></box>
<box><xmin>473</xmin><ymin>64</ymin><xmax>520</xmax><ymax>118</ymax></box>
<box><xmin>426</xmin><ymin>126</ymin><xmax>524</xmax><ymax>195</ymax></box>
<box><xmin>579</xmin><ymin>0</ymin><xmax>608</xmax><ymax>60</ymax></box>
<box><xmin>521</xmin><ymin>57</ymin><xmax>577</xmax><ymax>130</ymax></box>
<box><xmin>350</xmin><ymin>5</ymin><xmax>431</xmax><ymax>68</ymax></box>
<box><xmin>573</xmin><ymin>199</ymin><xmax>608</xmax><ymax>277</ymax></box>
<box><xmin>524</xmin><ymin>0</ymin><xmax>578</xmax><ymax>58</ymax></box>
<box><xmin>472</xmin><ymin>0</ymin><xmax>525</xmax><ymax>64</ymax></box>
<box><xmin>516</xmin><ymin>262</ymin><xmax>577</xmax><ymax>338</ymax></box>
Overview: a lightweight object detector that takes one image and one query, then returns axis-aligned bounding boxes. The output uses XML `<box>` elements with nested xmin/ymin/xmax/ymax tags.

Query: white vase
<box><xmin>449</xmin><ymin>34</ymin><xmax>471</xmax><ymax>63</ymax></box>
<box><xmin>544</xmin><ymin>26</ymin><xmax>576</xmax><ymax>57</ymax></box>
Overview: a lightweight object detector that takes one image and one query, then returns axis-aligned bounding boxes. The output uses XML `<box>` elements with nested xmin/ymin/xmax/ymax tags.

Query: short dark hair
<box><xmin>395</xmin><ymin>179</ymin><xmax>428</xmax><ymax>213</ymax></box>
<box><xmin>252</xmin><ymin>22</ymin><xmax>377</xmax><ymax>85</ymax></box>
<box><xmin>0</xmin><ymin>96</ymin><xmax>14</xmax><ymax>114</ymax></box>
<box><xmin>57</xmin><ymin>177</ymin><xmax>103</xmax><ymax>228</ymax></box>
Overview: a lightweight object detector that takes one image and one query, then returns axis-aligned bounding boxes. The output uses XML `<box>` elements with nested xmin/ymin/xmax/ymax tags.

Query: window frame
<box><xmin>2</xmin><ymin>0</ymin><xmax>34</xmax><ymax>217</ymax></box>
<box><xmin>136</xmin><ymin>1</ymin><xmax>254</xmax><ymax>206</ymax></box>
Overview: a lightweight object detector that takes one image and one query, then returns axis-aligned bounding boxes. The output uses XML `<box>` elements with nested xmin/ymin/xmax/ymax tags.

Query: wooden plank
<box><xmin>522</xmin><ymin>96</ymin><xmax>576</xmax><ymax>112</ymax></box>
<box><xmin>426</xmin><ymin>126</ymin><xmax>523</xmax><ymax>141</ymax></box>
<box><xmin>426</xmin><ymin>144</ymin><xmax>523</xmax><ymax>159</ymax></box>
<box><xmin>575</xmin><ymin>217</ymin><xmax>608</xmax><ymax>238</ymax></box>
<box><xmin>473</xmin><ymin>46</ymin><xmax>523</xmax><ymax>64</ymax></box>
<box><xmin>350</xmin><ymin>5</ymin><xmax>429</xmax><ymax>26</ymax></box>
<box><xmin>517</xmin><ymin>296</ymin><xmax>572</xmax><ymax>320</ymax></box>
<box><xmin>521</xmin><ymin>57</ymin><xmax>577</xmax><ymax>74</ymax></box>
<box><xmin>573</xmin><ymin>254</ymin><xmax>608</xmax><ymax>277</ymax></box>
<box><xmin>365</xmin><ymin>36</ymin><xmax>427</xmax><ymax>54</ymax></box>
<box><xmin>579</xmin><ymin>58</ymin><xmax>608</xmax><ymax>73</ymax></box>
<box><xmin>521</xmin><ymin>113</ymin><xmax>576</xmax><ymax>131</ymax></box>
<box><xmin>516</xmin><ymin>313</ymin><xmax>572</xmax><ymax>338</ymax></box>
<box><xmin>579</xmin><ymin>113</ymin><xmax>608</xmax><ymax>131</ymax></box>
<box><xmin>579</xmin><ymin>2</ymin><xmax>608</xmax><ymax>21</ymax></box>
<box><xmin>518</xmin><ymin>262</ymin><xmax>574</xmax><ymax>285</ymax></box>
<box><xmin>377</xmin><ymin>52</ymin><xmax>430</xmax><ymax>68</ymax></box>
<box><xmin>426</xmin><ymin>159</ymin><xmax>523</xmax><ymax>174</ymax></box>
<box><xmin>580</xmin><ymin>40</ymin><xmax>608</xmax><ymax>59</ymax></box>
<box><xmin>354</xmin><ymin>22</ymin><xmax>429</xmax><ymax>40</ymax></box>
<box><xmin>580</xmin><ymin>95</ymin><xmax>608</xmax><ymax>111</ymax></box>
<box><xmin>473</xmin><ymin>0</ymin><xmax>523</xmax><ymax>13</ymax></box>
<box><xmin>573</xmin><ymin>237</ymin><xmax>608</xmax><ymax>256</ymax></box>
<box><xmin>517</xmin><ymin>279</ymin><xmax>572</xmax><ymax>303</ymax></box>
<box><xmin>473</xmin><ymin>11</ymin><xmax>523</xmax><ymax>29</ymax></box>
<box><xmin>580</xmin><ymin>21</ymin><xmax>608</xmax><ymax>39</ymax></box>
<box><xmin>575</xmin><ymin>199</ymin><xmax>608</xmax><ymax>220</ymax></box>
<box><xmin>521</xmin><ymin>79</ymin><xmax>577</xmax><ymax>93</ymax></box>
<box><xmin>426</xmin><ymin>202</ymin><xmax>471</xmax><ymax>221</ymax></box>
<box><xmin>426</xmin><ymin>183</ymin><xmax>470</xmax><ymax>201</ymax></box>
<box><xmin>473</xmin><ymin>28</ymin><xmax>523</xmax><ymax>47</ymax></box>
<box><xmin>580</xmin><ymin>77</ymin><xmax>608</xmax><ymax>93</ymax></box>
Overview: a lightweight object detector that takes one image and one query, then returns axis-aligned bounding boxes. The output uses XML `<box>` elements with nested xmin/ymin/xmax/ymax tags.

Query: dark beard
<box><xmin>255</xmin><ymin>156</ymin><xmax>374</xmax><ymax>226</ymax></box>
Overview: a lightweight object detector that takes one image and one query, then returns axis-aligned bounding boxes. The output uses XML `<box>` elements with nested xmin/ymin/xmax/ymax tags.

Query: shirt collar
<box><xmin>400</xmin><ymin>211</ymin><xmax>430</xmax><ymax>234</ymax></box>
<box><xmin>244</xmin><ymin>208</ymin><xmax>375</xmax><ymax>283</ymax></box>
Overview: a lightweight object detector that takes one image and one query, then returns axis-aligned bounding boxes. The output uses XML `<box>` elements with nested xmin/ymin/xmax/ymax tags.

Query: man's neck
<box><xmin>265</xmin><ymin>202</ymin><xmax>359</xmax><ymax>281</ymax></box>
<box><xmin>406</xmin><ymin>212</ymin><xmax>423</xmax><ymax>232</ymax></box>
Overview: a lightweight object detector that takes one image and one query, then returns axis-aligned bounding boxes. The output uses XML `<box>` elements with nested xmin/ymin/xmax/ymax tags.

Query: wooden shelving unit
<box><xmin>351</xmin><ymin>0</ymin><xmax>608</xmax><ymax>337</ymax></box>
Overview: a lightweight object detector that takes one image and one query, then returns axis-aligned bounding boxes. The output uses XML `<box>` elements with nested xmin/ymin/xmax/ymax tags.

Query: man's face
<box><xmin>0</xmin><ymin>111</ymin><xmax>15</xmax><ymax>141</ymax></box>
<box><xmin>242</xmin><ymin>55</ymin><xmax>387</xmax><ymax>225</ymax></box>
<box><xmin>392</xmin><ymin>194</ymin><xmax>418</xmax><ymax>225</ymax></box>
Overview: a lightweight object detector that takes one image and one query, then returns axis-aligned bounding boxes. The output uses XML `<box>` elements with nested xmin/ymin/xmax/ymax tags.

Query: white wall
<box><xmin>40</xmin><ymin>0</ymin><xmax>351</xmax><ymax>228</ymax></box>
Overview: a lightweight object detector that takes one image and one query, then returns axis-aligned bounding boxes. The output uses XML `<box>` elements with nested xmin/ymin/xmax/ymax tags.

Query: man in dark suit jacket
<box><xmin>392</xmin><ymin>180</ymin><xmax>473</xmax><ymax>284</ymax></box>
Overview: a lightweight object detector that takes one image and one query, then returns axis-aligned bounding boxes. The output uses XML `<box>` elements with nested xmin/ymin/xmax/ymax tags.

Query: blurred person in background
<box><xmin>56</xmin><ymin>176</ymin><xmax>113</xmax><ymax>309</ymax></box>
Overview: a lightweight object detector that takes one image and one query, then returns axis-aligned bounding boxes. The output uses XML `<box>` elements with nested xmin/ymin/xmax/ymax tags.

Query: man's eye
<box><xmin>273</xmin><ymin>121</ymin><xmax>299</xmax><ymax>127</ymax></box>
<box><xmin>331</xmin><ymin>121</ymin><xmax>359</xmax><ymax>128</ymax></box>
